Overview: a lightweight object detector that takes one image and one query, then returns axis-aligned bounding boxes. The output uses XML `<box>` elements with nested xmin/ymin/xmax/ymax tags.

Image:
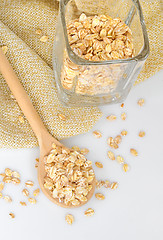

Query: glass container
<box><xmin>53</xmin><ymin>0</ymin><xmax>149</xmax><ymax>106</ymax></box>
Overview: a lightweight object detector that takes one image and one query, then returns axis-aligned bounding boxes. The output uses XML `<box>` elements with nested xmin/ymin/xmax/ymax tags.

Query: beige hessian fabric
<box><xmin>0</xmin><ymin>0</ymin><xmax>162</xmax><ymax>148</ymax></box>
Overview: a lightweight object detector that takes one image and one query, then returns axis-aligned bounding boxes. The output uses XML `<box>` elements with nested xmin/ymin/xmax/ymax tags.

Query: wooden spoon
<box><xmin>0</xmin><ymin>49</ymin><xmax>95</xmax><ymax>208</ymax></box>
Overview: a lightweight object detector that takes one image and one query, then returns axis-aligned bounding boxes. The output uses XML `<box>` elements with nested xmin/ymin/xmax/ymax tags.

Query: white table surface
<box><xmin>0</xmin><ymin>70</ymin><xmax>163</xmax><ymax>240</ymax></box>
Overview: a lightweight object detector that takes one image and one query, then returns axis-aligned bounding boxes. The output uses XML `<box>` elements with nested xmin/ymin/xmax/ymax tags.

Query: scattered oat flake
<box><xmin>65</xmin><ymin>214</ymin><xmax>74</xmax><ymax>225</ymax></box>
<box><xmin>0</xmin><ymin>173</ymin><xmax>5</xmax><ymax>177</ymax></box>
<box><xmin>12</xmin><ymin>171</ymin><xmax>20</xmax><ymax>178</ymax></box>
<box><xmin>0</xmin><ymin>182</ymin><xmax>4</xmax><ymax>191</ymax></box>
<box><xmin>111</xmin><ymin>182</ymin><xmax>118</xmax><ymax>190</ymax></box>
<box><xmin>11</xmin><ymin>177</ymin><xmax>21</xmax><ymax>184</ymax></box>
<box><xmin>80</xmin><ymin>148</ymin><xmax>89</xmax><ymax>155</ymax></box>
<box><xmin>93</xmin><ymin>130</ymin><xmax>102</xmax><ymax>138</ymax></box>
<box><xmin>116</xmin><ymin>155</ymin><xmax>124</xmax><ymax>164</ymax></box>
<box><xmin>58</xmin><ymin>113</ymin><xmax>66</xmax><ymax>121</ymax></box>
<box><xmin>28</xmin><ymin>198</ymin><xmax>37</xmax><ymax>204</ymax></box>
<box><xmin>35</xmin><ymin>163</ymin><xmax>38</xmax><ymax>168</ymax></box>
<box><xmin>84</xmin><ymin>208</ymin><xmax>94</xmax><ymax>216</ymax></box>
<box><xmin>72</xmin><ymin>146</ymin><xmax>80</xmax><ymax>152</ymax></box>
<box><xmin>139</xmin><ymin>131</ymin><xmax>145</xmax><ymax>137</ymax></box>
<box><xmin>36</xmin><ymin>29</ymin><xmax>42</xmax><ymax>35</ymax></box>
<box><xmin>130</xmin><ymin>148</ymin><xmax>138</xmax><ymax>156</ymax></box>
<box><xmin>25</xmin><ymin>180</ymin><xmax>34</xmax><ymax>187</ymax></box>
<box><xmin>121</xmin><ymin>130</ymin><xmax>128</xmax><ymax>136</ymax></box>
<box><xmin>0</xmin><ymin>192</ymin><xmax>2</xmax><ymax>198</ymax></box>
<box><xmin>5</xmin><ymin>168</ymin><xmax>12</xmax><ymax>177</ymax></box>
<box><xmin>35</xmin><ymin>158</ymin><xmax>39</xmax><ymax>162</ymax></box>
<box><xmin>95</xmin><ymin>162</ymin><xmax>103</xmax><ymax>168</ymax></box>
<box><xmin>4</xmin><ymin>195</ymin><xmax>12</xmax><ymax>202</ymax></box>
<box><xmin>3</xmin><ymin>176</ymin><xmax>12</xmax><ymax>183</ymax></box>
<box><xmin>121</xmin><ymin>112</ymin><xmax>127</xmax><ymax>120</ymax></box>
<box><xmin>33</xmin><ymin>188</ymin><xmax>40</xmax><ymax>197</ymax></box>
<box><xmin>114</xmin><ymin>135</ymin><xmax>122</xmax><ymax>144</ymax></box>
<box><xmin>20</xmin><ymin>201</ymin><xmax>27</xmax><ymax>206</ymax></box>
<box><xmin>22</xmin><ymin>189</ymin><xmax>29</xmax><ymax>197</ymax></box>
<box><xmin>107</xmin><ymin>151</ymin><xmax>115</xmax><ymax>160</ymax></box>
<box><xmin>9</xmin><ymin>213</ymin><xmax>15</xmax><ymax>219</ymax></box>
<box><xmin>104</xmin><ymin>180</ymin><xmax>111</xmax><ymax>188</ymax></box>
<box><xmin>106</xmin><ymin>115</ymin><xmax>117</xmax><ymax>121</ymax></box>
<box><xmin>96</xmin><ymin>180</ymin><xmax>105</xmax><ymax>189</ymax></box>
<box><xmin>123</xmin><ymin>163</ymin><xmax>129</xmax><ymax>172</ymax></box>
<box><xmin>95</xmin><ymin>193</ymin><xmax>105</xmax><ymax>200</ymax></box>
<box><xmin>137</xmin><ymin>98</ymin><xmax>145</xmax><ymax>106</ymax></box>
<box><xmin>18</xmin><ymin>116</ymin><xmax>25</xmax><ymax>123</ymax></box>
<box><xmin>121</xmin><ymin>103</ymin><xmax>124</xmax><ymax>108</ymax></box>
<box><xmin>107</xmin><ymin>137</ymin><xmax>114</xmax><ymax>146</ymax></box>
<box><xmin>40</xmin><ymin>35</ymin><xmax>48</xmax><ymax>42</ymax></box>
<box><xmin>1</xmin><ymin>45</ymin><xmax>8</xmax><ymax>54</ymax></box>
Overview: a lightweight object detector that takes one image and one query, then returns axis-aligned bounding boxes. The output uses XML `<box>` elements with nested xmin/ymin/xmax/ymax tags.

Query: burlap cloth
<box><xmin>0</xmin><ymin>0</ymin><xmax>162</xmax><ymax>148</ymax></box>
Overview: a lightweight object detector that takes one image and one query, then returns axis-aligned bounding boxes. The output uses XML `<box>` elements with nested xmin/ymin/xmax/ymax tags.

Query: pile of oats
<box><xmin>61</xmin><ymin>13</ymin><xmax>135</xmax><ymax>95</ymax></box>
<box><xmin>44</xmin><ymin>143</ymin><xmax>94</xmax><ymax>206</ymax></box>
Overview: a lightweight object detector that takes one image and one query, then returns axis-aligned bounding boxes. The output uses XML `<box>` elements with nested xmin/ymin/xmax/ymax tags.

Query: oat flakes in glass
<box><xmin>53</xmin><ymin>0</ymin><xmax>149</xmax><ymax>106</ymax></box>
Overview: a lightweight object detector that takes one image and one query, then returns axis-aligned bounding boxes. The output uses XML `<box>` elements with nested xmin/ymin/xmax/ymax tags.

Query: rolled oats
<box><xmin>11</xmin><ymin>178</ymin><xmax>21</xmax><ymax>185</ymax></box>
<box><xmin>116</xmin><ymin>155</ymin><xmax>124</xmax><ymax>164</ymax></box>
<box><xmin>20</xmin><ymin>201</ymin><xmax>27</xmax><ymax>206</ymax></box>
<box><xmin>25</xmin><ymin>180</ymin><xmax>34</xmax><ymax>187</ymax></box>
<box><xmin>12</xmin><ymin>171</ymin><xmax>20</xmax><ymax>178</ymax></box>
<box><xmin>0</xmin><ymin>192</ymin><xmax>2</xmax><ymax>198</ymax></box>
<box><xmin>121</xmin><ymin>112</ymin><xmax>127</xmax><ymax>120</ymax></box>
<box><xmin>22</xmin><ymin>189</ymin><xmax>29</xmax><ymax>197</ymax></box>
<box><xmin>122</xmin><ymin>163</ymin><xmax>129</xmax><ymax>172</ymax></box>
<box><xmin>80</xmin><ymin>148</ymin><xmax>89</xmax><ymax>155</ymax></box>
<box><xmin>95</xmin><ymin>162</ymin><xmax>103</xmax><ymax>168</ymax></box>
<box><xmin>111</xmin><ymin>182</ymin><xmax>118</xmax><ymax>190</ymax></box>
<box><xmin>106</xmin><ymin>115</ymin><xmax>117</xmax><ymax>121</ymax></box>
<box><xmin>114</xmin><ymin>135</ymin><xmax>122</xmax><ymax>145</ymax></box>
<box><xmin>28</xmin><ymin>198</ymin><xmax>37</xmax><ymax>204</ymax></box>
<box><xmin>104</xmin><ymin>180</ymin><xmax>111</xmax><ymax>188</ymax></box>
<box><xmin>40</xmin><ymin>35</ymin><xmax>48</xmax><ymax>42</ymax></box>
<box><xmin>3</xmin><ymin>176</ymin><xmax>12</xmax><ymax>183</ymax></box>
<box><xmin>84</xmin><ymin>208</ymin><xmax>94</xmax><ymax>216</ymax></box>
<box><xmin>95</xmin><ymin>193</ymin><xmax>105</xmax><ymax>200</ymax></box>
<box><xmin>120</xmin><ymin>103</ymin><xmax>124</xmax><ymax>108</ymax></box>
<box><xmin>130</xmin><ymin>148</ymin><xmax>138</xmax><ymax>156</ymax></box>
<box><xmin>107</xmin><ymin>151</ymin><xmax>115</xmax><ymax>160</ymax></box>
<box><xmin>139</xmin><ymin>131</ymin><xmax>145</xmax><ymax>137</ymax></box>
<box><xmin>58</xmin><ymin>113</ymin><xmax>67</xmax><ymax>121</ymax></box>
<box><xmin>137</xmin><ymin>98</ymin><xmax>145</xmax><ymax>106</ymax></box>
<box><xmin>95</xmin><ymin>180</ymin><xmax>105</xmax><ymax>189</ymax></box>
<box><xmin>9</xmin><ymin>213</ymin><xmax>15</xmax><ymax>219</ymax></box>
<box><xmin>121</xmin><ymin>130</ymin><xmax>128</xmax><ymax>136</ymax></box>
<box><xmin>0</xmin><ymin>182</ymin><xmax>4</xmax><ymax>191</ymax></box>
<box><xmin>65</xmin><ymin>214</ymin><xmax>74</xmax><ymax>225</ymax></box>
<box><xmin>107</xmin><ymin>137</ymin><xmax>114</xmax><ymax>147</ymax></box>
<box><xmin>4</xmin><ymin>195</ymin><xmax>12</xmax><ymax>202</ymax></box>
<box><xmin>33</xmin><ymin>188</ymin><xmax>40</xmax><ymax>197</ymax></box>
<box><xmin>61</xmin><ymin>13</ymin><xmax>134</xmax><ymax>95</ymax></box>
<box><xmin>44</xmin><ymin>144</ymin><xmax>95</xmax><ymax>206</ymax></box>
<box><xmin>93</xmin><ymin>130</ymin><xmax>102</xmax><ymax>138</ymax></box>
<box><xmin>72</xmin><ymin>146</ymin><xmax>80</xmax><ymax>152</ymax></box>
<box><xmin>5</xmin><ymin>168</ymin><xmax>12</xmax><ymax>177</ymax></box>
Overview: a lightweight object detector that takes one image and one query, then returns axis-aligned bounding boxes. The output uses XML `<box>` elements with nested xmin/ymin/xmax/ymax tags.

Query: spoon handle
<box><xmin>0</xmin><ymin>48</ymin><xmax>49</xmax><ymax>142</ymax></box>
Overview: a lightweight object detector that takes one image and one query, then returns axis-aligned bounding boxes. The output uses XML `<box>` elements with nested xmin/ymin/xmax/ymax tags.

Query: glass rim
<box><xmin>60</xmin><ymin>0</ymin><xmax>150</xmax><ymax>65</ymax></box>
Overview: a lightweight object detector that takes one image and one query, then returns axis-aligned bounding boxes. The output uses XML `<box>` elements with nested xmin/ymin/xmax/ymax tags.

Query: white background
<box><xmin>0</xmin><ymin>71</ymin><xmax>163</xmax><ymax>240</ymax></box>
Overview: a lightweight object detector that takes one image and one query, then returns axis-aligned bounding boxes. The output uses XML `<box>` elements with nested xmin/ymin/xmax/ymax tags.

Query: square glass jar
<box><xmin>53</xmin><ymin>0</ymin><xmax>149</xmax><ymax>106</ymax></box>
